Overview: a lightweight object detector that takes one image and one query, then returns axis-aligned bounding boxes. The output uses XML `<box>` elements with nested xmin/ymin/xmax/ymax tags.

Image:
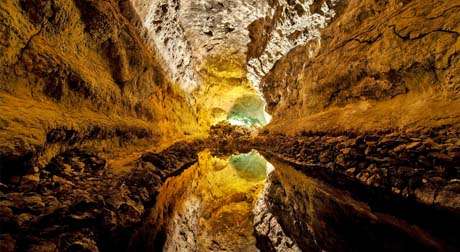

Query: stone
<box><xmin>335</xmin><ymin>154</ymin><xmax>347</xmax><ymax>167</ymax></box>
<box><xmin>345</xmin><ymin>168</ymin><xmax>356</xmax><ymax>176</ymax></box>
<box><xmin>391</xmin><ymin>187</ymin><xmax>401</xmax><ymax>194</ymax></box>
<box><xmin>319</xmin><ymin>152</ymin><xmax>331</xmax><ymax>163</ymax></box>
<box><xmin>27</xmin><ymin>241</ymin><xmax>58</xmax><ymax>252</ymax></box>
<box><xmin>17</xmin><ymin>213</ymin><xmax>34</xmax><ymax>229</ymax></box>
<box><xmin>435</xmin><ymin>181</ymin><xmax>460</xmax><ymax>210</ymax></box>
<box><xmin>393</xmin><ymin>144</ymin><xmax>406</xmax><ymax>153</ymax></box>
<box><xmin>0</xmin><ymin>234</ymin><xmax>16</xmax><ymax>252</ymax></box>
<box><xmin>20</xmin><ymin>174</ymin><xmax>40</xmax><ymax>191</ymax></box>
<box><xmin>71</xmin><ymin>161</ymin><xmax>85</xmax><ymax>172</ymax></box>
<box><xmin>340</xmin><ymin>148</ymin><xmax>352</xmax><ymax>155</ymax></box>
<box><xmin>52</xmin><ymin>176</ymin><xmax>75</xmax><ymax>188</ymax></box>
<box><xmin>23</xmin><ymin>195</ymin><xmax>45</xmax><ymax>211</ymax></box>
<box><xmin>0</xmin><ymin>200</ymin><xmax>14</xmax><ymax>208</ymax></box>
<box><xmin>117</xmin><ymin>203</ymin><xmax>143</xmax><ymax>227</ymax></box>
<box><xmin>366</xmin><ymin>174</ymin><xmax>382</xmax><ymax>186</ymax></box>
<box><xmin>356</xmin><ymin>172</ymin><xmax>370</xmax><ymax>183</ymax></box>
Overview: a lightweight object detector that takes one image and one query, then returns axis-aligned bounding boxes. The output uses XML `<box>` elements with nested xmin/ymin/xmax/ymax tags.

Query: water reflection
<box><xmin>151</xmin><ymin>149</ymin><xmax>272</xmax><ymax>251</ymax></box>
<box><xmin>229</xmin><ymin>150</ymin><xmax>272</xmax><ymax>181</ymax></box>
<box><xmin>139</xmin><ymin>150</ymin><xmax>449</xmax><ymax>252</ymax></box>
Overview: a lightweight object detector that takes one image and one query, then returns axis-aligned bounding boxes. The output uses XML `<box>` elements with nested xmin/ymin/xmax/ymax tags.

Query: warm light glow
<box><xmin>193</xmin><ymin>55</ymin><xmax>272</xmax><ymax>129</ymax></box>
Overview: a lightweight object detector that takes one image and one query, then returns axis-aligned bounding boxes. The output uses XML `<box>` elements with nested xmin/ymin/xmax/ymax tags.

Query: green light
<box><xmin>226</xmin><ymin>95</ymin><xmax>271</xmax><ymax>127</ymax></box>
<box><xmin>229</xmin><ymin>150</ymin><xmax>269</xmax><ymax>181</ymax></box>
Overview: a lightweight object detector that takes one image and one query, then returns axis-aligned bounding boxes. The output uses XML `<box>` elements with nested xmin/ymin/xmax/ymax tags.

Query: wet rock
<box><xmin>27</xmin><ymin>241</ymin><xmax>58</xmax><ymax>252</ymax></box>
<box><xmin>20</xmin><ymin>174</ymin><xmax>40</xmax><ymax>191</ymax></box>
<box><xmin>23</xmin><ymin>195</ymin><xmax>45</xmax><ymax>211</ymax></box>
<box><xmin>435</xmin><ymin>181</ymin><xmax>460</xmax><ymax>211</ymax></box>
<box><xmin>0</xmin><ymin>205</ymin><xmax>14</xmax><ymax>228</ymax></box>
<box><xmin>0</xmin><ymin>234</ymin><xmax>16</xmax><ymax>252</ymax></box>
<box><xmin>345</xmin><ymin>167</ymin><xmax>356</xmax><ymax>176</ymax></box>
<box><xmin>59</xmin><ymin>232</ymin><xmax>99</xmax><ymax>252</ymax></box>
<box><xmin>17</xmin><ymin>212</ymin><xmax>34</xmax><ymax>229</ymax></box>
<box><xmin>257</xmin><ymin>126</ymin><xmax>460</xmax><ymax>214</ymax></box>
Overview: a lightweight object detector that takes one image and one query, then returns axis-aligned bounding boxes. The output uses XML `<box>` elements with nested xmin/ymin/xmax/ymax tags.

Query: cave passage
<box><xmin>1</xmin><ymin>0</ymin><xmax>459</xmax><ymax>251</ymax></box>
<box><xmin>226</xmin><ymin>95</ymin><xmax>272</xmax><ymax>127</ymax></box>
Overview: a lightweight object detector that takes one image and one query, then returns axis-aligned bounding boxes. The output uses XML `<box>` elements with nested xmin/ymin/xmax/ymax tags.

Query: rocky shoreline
<box><xmin>255</xmin><ymin>126</ymin><xmax>460</xmax><ymax>213</ymax></box>
<box><xmin>0</xmin><ymin>142</ymin><xmax>202</xmax><ymax>251</ymax></box>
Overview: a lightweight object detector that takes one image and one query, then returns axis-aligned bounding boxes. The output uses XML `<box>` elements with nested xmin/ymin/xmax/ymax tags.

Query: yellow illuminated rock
<box><xmin>149</xmin><ymin>150</ymin><xmax>269</xmax><ymax>251</ymax></box>
<box><xmin>194</xmin><ymin>54</ymin><xmax>271</xmax><ymax>128</ymax></box>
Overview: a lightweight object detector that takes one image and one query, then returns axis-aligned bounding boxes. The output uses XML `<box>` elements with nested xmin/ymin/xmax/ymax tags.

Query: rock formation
<box><xmin>261</xmin><ymin>0</ymin><xmax>460</xmax><ymax>133</ymax></box>
<box><xmin>0</xmin><ymin>0</ymin><xmax>459</xmax><ymax>251</ymax></box>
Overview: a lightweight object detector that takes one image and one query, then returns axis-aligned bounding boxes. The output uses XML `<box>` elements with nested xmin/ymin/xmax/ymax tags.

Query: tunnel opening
<box><xmin>226</xmin><ymin>95</ymin><xmax>272</xmax><ymax>128</ymax></box>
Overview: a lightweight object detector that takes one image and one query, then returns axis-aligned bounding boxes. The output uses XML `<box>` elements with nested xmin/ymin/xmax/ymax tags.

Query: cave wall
<box><xmin>0</xmin><ymin>0</ymin><xmax>203</xmax><ymax>180</ymax></box>
<box><xmin>258</xmin><ymin>0</ymin><xmax>460</xmax><ymax>134</ymax></box>
<box><xmin>131</xmin><ymin>0</ymin><xmax>343</xmax><ymax>126</ymax></box>
<box><xmin>131</xmin><ymin>0</ymin><xmax>271</xmax><ymax>92</ymax></box>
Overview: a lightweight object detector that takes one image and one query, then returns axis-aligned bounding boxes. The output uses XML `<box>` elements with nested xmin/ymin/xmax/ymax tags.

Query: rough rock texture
<box><xmin>131</xmin><ymin>0</ymin><xmax>274</xmax><ymax>126</ymax></box>
<box><xmin>0</xmin><ymin>1</ymin><xmax>208</xmax><ymax>249</ymax></box>
<box><xmin>131</xmin><ymin>0</ymin><xmax>345</xmax><ymax>126</ymax></box>
<box><xmin>254</xmin><ymin>126</ymin><xmax>460</xmax><ymax>214</ymax></box>
<box><xmin>1</xmin><ymin>0</ymin><xmax>459</xmax><ymax>251</ymax></box>
<box><xmin>257</xmin><ymin>159</ymin><xmax>458</xmax><ymax>251</ymax></box>
<box><xmin>0</xmin><ymin>140</ymin><xmax>201</xmax><ymax>251</ymax></box>
<box><xmin>260</xmin><ymin>0</ymin><xmax>460</xmax><ymax>133</ymax></box>
<box><xmin>0</xmin><ymin>0</ymin><xmax>203</xmax><ymax>182</ymax></box>
<box><xmin>253</xmin><ymin>166</ymin><xmax>301</xmax><ymax>252</ymax></box>
<box><xmin>133</xmin><ymin>0</ymin><xmax>346</xmax><ymax>92</ymax></box>
<box><xmin>247</xmin><ymin>0</ymin><xmax>344</xmax><ymax>89</ymax></box>
<box><xmin>131</xmin><ymin>0</ymin><xmax>271</xmax><ymax>91</ymax></box>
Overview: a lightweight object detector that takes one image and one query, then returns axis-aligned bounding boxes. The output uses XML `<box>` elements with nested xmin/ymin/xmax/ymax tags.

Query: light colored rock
<box><xmin>132</xmin><ymin>0</ymin><xmax>340</xmax><ymax>94</ymax></box>
<box><xmin>133</xmin><ymin>0</ymin><xmax>272</xmax><ymax>91</ymax></box>
<box><xmin>247</xmin><ymin>0</ymin><xmax>341</xmax><ymax>90</ymax></box>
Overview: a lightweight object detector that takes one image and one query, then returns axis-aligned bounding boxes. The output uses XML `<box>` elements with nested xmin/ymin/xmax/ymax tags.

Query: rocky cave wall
<box><xmin>130</xmin><ymin>0</ymin><xmax>343</xmax><ymax>126</ymax></box>
<box><xmin>131</xmin><ymin>0</ymin><xmax>271</xmax><ymax>92</ymax></box>
<box><xmin>257</xmin><ymin>0</ymin><xmax>460</xmax><ymax>134</ymax></box>
<box><xmin>0</xmin><ymin>0</ymin><xmax>459</xmax><ymax>251</ymax></box>
<box><xmin>131</xmin><ymin>0</ymin><xmax>460</xmax><ymax>134</ymax></box>
<box><xmin>0</xmin><ymin>0</ymin><xmax>204</xmax><ymax>180</ymax></box>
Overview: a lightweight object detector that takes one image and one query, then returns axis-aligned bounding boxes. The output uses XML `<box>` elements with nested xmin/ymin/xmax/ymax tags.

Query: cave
<box><xmin>0</xmin><ymin>0</ymin><xmax>459</xmax><ymax>251</ymax></box>
<box><xmin>227</xmin><ymin>95</ymin><xmax>271</xmax><ymax>127</ymax></box>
